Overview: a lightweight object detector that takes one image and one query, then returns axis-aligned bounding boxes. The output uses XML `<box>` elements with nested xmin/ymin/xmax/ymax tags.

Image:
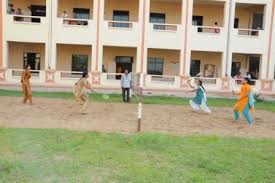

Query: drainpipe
<box><xmin>225</xmin><ymin>0</ymin><xmax>233</xmax><ymax>76</ymax></box>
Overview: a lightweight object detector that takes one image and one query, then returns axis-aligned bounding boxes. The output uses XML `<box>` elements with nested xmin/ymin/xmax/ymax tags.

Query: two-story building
<box><xmin>1</xmin><ymin>0</ymin><xmax>275</xmax><ymax>94</ymax></box>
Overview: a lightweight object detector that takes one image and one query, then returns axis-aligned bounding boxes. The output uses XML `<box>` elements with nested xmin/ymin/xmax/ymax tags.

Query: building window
<box><xmin>147</xmin><ymin>57</ymin><xmax>164</xmax><ymax>75</ymax></box>
<box><xmin>190</xmin><ymin>60</ymin><xmax>201</xmax><ymax>77</ymax></box>
<box><xmin>72</xmin><ymin>54</ymin><xmax>88</xmax><ymax>72</ymax></box>
<box><xmin>73</xmin><ymin>8</ymin><xmax>90</xmax><ymax>19</ymax></box>
<box><xmin>23</xmin><ymin>52</ymin><xmax>40</xmax><ymax>70</ymax></box>
<box><xmin>113</xmin><ymin>10</ymin><xmax>130</xmax><ymax>28</ymax></box>
<box><xmin>150</xmin><ymin>13</ymin><xmax>166</xmax><ymax>30</ymax></box>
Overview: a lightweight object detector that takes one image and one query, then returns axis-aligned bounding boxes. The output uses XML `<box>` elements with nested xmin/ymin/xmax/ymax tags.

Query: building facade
<box><xmin>1</xmin><ymin>0</ymin><xmax>275</xmax><ymax>94</ymax></box>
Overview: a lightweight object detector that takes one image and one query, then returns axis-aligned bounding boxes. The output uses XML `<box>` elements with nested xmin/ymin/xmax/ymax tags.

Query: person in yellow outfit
<box><xmin>232</xmin><ymin>77</ymin><xmax>255</xmax><ymax>124</ymax></box>
<box><xmin>21</xmin><ymin>65</ymin><xmax>32</xmax><ymax>104</ymax></box>
<box><xmin>73</xmin><ymin>72</ymin><xmax>95</xmax><ymax>114</ymax></box>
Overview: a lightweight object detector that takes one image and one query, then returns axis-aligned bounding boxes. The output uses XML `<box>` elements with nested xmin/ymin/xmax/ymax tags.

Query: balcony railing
<box><xmin>194</xmin><ymin>77</ymin><xmax>217</xmax><ymax>85</ymax></box>
<box><xmin>11</xmin><ymin>69</ymin><xmax>40</xmax><ymax>78</ymax></box>
<box><xmin>237</xmin><ymin>28</ymin><xmax>262</xmax><ymax>37</ymax></box>
<box><xmin>104</xmin><ymin>73</ymin><xmax>124</xmax><ymax>80</ymax></box>
<box><xmin>12</xmin><ymin>15</ymin><xmax>43</xmax><ymax>24</ymax></box>
<box><xmin>151</xmin><ymin>23</ymin><xmax>178</xmax><ymax>31</ymax></box>
<box><xmin>108</xmin><ymin>21</ymin><xmax>134</xmax><ymax>29</ymax></box>
<box><xmin>60</xmin><ymin>71</ymin><xmax>83</xmax><ymax>80</ymax></box>
<box><xmin>149</xmin><ymin>75</ymin><xmax>176</xmax><ymax>85</ymax></box>
<box><xmin>234</xmin><ymin>79</ymin><xmax>257</xmax><ymax>86</ymax></box>
<box><xmin>194</xmin><ymin>26</ymin><xmax>221</xmax><ymax>34</ymax></box>
<box><xmin>62</xmin><ymin>18</ymin><xmax>89</xmax><ymax>26</ymax></box>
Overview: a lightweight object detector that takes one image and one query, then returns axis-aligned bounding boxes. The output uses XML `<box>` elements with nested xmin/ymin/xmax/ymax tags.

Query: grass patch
<box><xmin>0</xmin><ymin>128</ymin><xmax>275</xmax><ymax>183</ymax></box>
<box><xmin>1</xmin><ymin>89</ymin><xmax>275</xmax><ymax>112</ymax></box>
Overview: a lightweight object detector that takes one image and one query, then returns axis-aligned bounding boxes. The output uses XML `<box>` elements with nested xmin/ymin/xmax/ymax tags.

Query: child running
<box><xmin>188</xmin><ymin>79</ymin><xmax>211</xmax><ymax>114</ymax></box>
<box><xmin>232</xmin><ymin>77</ymin><xmax>255</xmax><ymax>124</ymax></box>
<box><xmin>73</xmin><ymin>72</ymin><xmax>95</xmax><ymax>114</ymax></box>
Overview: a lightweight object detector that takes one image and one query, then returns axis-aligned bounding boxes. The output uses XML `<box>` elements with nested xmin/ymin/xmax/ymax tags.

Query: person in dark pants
<box><xmin>121</xmin><ymin>70</ymin><xmax>132</xmax><ymax>103</ymax></box>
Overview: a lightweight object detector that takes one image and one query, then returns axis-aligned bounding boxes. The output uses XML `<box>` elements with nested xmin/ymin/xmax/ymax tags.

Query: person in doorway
<box><xmin>21</xmin><ymin>65</ymin><xmax>32</xmax><ymax>104</ymax></box>
<box><xmin>7</xmin><ymin>4</ymin><xmax>14</xmax><ymax>14</ymax></box>
<box><xmin>245</xmin><ymin>72</ymin><xmax>252</xmax><ymax>79</ymax></box>
<box><xmin>214</xmin><ymin>22</ymin><xmax>220</xmax><ymax>33</ymax></box>
<box><xmin>234</xmin><ymin>72</ymin><xmax>243</xmax><ymax>85</ymax></box>
<box><xmin>121</xmin><ymin>70</ymin><xmax>132</xmax><ymax>103</ymax></box>
<box><xmin>15</xmin><ymin>8</ymin><xmax>24</xmax><ymax>21</ymax></box>
<box><xmin>232</xmin><ymin>77</ymin><xmax>255</xmax><ymax>124</ymax></box>
<box><xmin>188</xmin><ymin>79</ymin><xmax>211</xmax><ymax>114</ymax></box>
<box><xmin>61</xmin><ymin>11</ymin><xmax>69</xmax><ymax>24</ymax></box>
<box><xmin>73</xmin><ymin>72</ymin><xmax>95</xmax><ymax>114</ymax></box>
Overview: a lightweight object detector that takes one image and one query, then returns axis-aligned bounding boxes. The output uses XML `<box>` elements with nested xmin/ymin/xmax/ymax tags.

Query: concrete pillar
<box><xmin>137</xmin><ymin>0</ymin><xmax>150</xmax><ymax>74</ymax></box>
<box><xmin>181</xmin><ymin>0</ymin><xmax>193</xmax><ymax>76</ymax></box>
<box><xmin>91</xmin><ymin>0</ymin><xmax>98</xmax><ymax>72</ymax></box>
<box><xmin>179</xmin><ymin>0</ymin><xmax>186</xmax><ymax>76</ymax></box>
<box><xmin>0</xmin><ymin>0</ymin><xmax>3</xmax><ymax>69</ymax></box>
<box><xmin>136</xmin><ymin>0</ymin><xmax>145</xmax><ymax>73</ymax></box>
<box><xmin>265</xmin><ymin>0</ymin><xmax>275</xmax><ymax>80</ymax></box>
<box><xmin>225</xmin><ymin>0</ymin><xmax>236</xmax><ymax>77</ymax></box>
<box><xmin>49</xmin><ymin>0</ymin><xmax>57</xmax><ymax>70</ymax></box>
<box><xmin>221</xmin><ymin>0</ymin><xmax>230</xmax><ymax>78</ymax></box>
<box><xmin>91</xmin><ymin>0</ymin><xmax>104</xmax><ymax>85</ymax></box>
<box><xmin>93</xmin><ymin>0</ymin><xmax>104</xmax><ymax>73</ymax></box>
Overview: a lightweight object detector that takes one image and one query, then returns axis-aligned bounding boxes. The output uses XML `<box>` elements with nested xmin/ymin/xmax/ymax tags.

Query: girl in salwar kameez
<box><xmin>188</xmin><ymin>79</ymin><xmax>211</xmax><ymax>114</ymax></box>
<box><xmin>232</xmin><ymin>77</ymin><xmax>255</xmax><ymax>124</ymax></box>
<box><xmin>21</xmin><ymin>65</ymin><xmax>32</xmax><ymax>104</ymax></box>
<box><xmin>73</xmin><ymin>72</ymin><xmax>94</xmax><ymax>114</ymax></box>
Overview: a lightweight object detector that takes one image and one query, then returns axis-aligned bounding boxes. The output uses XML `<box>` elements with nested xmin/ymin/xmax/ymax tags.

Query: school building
<box><xmin>1</xmin><ymin>0</ymin><xmax>275</xmax><ymax>94</ymax></box>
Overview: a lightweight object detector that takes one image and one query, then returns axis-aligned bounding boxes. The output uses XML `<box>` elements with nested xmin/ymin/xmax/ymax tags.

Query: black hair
<box><xmin>244</xmin><ymin>77</ymin><xmax>251</xmax><ymax>85</ymax></box>
<box><xmin>197</xmin><ymin>79</ymin><xmax>205</xmax><ymax>92</ymax></box>
<box><xmin>82</xmin><ymin>71</ymin><xmax>88</xmax><ymax>78</ymax></box>
<box><xmin>75</xmin><ymin>72</ymin><xmax>88</xmax><ymax>86</ymax></box>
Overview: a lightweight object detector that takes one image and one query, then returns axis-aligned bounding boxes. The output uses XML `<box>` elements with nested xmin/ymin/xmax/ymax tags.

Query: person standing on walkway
<box><xmin>21</xmin><ymin>65</ymin><xmax>32</xmax><ymax>104</ymax></box>
<box><xmin>121</xmin><ymin>70</ymin><xmax>132</xmax><ymax>103</ymax></box>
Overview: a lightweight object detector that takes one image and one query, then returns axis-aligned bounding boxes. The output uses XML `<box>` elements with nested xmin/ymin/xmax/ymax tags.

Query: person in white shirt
<box><xmin>61</xmin><ymin>11</ymin><xmax>69</xmax><ymax>24</ymax></box>
<box><xmin>121</xmin><ymin>70</ymin><xmax>132</xmax><ymax>103</ymax></box>
<box><xmin>245</xmin><ymin>72</ymin><xmax>252</xmax><ymax>79</ymax></box>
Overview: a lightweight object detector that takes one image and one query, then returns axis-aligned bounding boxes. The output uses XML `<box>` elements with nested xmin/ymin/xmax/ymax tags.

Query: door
<box><xmin>231</xmin><ymin>62</ymin><xmax>241</xmax><ymax>77</ymax></box>
<box><xmin>30</xmin><ymin>5</ymin><xmax>46</xmax><ymax>23</ymax></box>
<box><xmin>234</xmin><ymin>18</ymin><xmax>239</xmax><ymax>28</ymax></box>
<box><xmin>192</xmin><ymin>16</ymin><xmax>203</xmax><ymax>32</ymax></box>
<box><xmin>115</xmin><ymin>56</ymin><xmax>133</xmax><ymax>79</ymax></box>
<box><xmin>150</xmin><ymin>13</ymin><xmax>166</xmax><ymax>30</ymax></box>
<box><xmin>252</xmin><ymin>13</ymin><xmax>263</xmax><ymax>35</ymax></box>
<box><xmin>249</xmin><ymin>57</ymin><xmax>260</xmax><ymax>79</ymax></box>
<box><xmin>113</xmin><ymin>11</ymin><xmax>130</xmax><ymax>28</ymax></box>
<box><xmin>252</xmin><ymin>13</ymin><xmax>263</xmax><ymax>29</ymax></box>
<box><xmin>190</xmin><ymin>60</ymin><xmax>201</xmax><ymax>77</ymax></box>
<box><xmin>23</xmin><ymin>52</ymin><xmax>40</xmax><ymax>71</ymax></box>
<box><xmin>72</xmin><ymin>54</ymin><xmax>88</xmax><ymax>72</ymax></box>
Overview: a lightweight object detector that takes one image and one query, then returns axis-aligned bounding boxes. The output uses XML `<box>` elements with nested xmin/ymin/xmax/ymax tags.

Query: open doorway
<box><xmin>30</xmin><ymin>5</ymin><xmax>46</xmax><ymax>23</ymax></box>
<box><xmin>115</xmin><ymin>56</ymin><xmax>133</xmax><ymax>79</ymax></box>
<box><xmin>249</xmin><ymin>56</ymin><xmax>260</xmax><ymax>79</ymax></box>
<box><xmin>23</xmin><ymin>52</ymin><xmax>40</xmax><ymax>71</ymax></box>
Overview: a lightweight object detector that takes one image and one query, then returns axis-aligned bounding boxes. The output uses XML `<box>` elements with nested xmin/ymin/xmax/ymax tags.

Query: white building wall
<box><xmin>1</xmin><ymin>0</ymin><xmax>275</xmax><ymax>93</ymax></box>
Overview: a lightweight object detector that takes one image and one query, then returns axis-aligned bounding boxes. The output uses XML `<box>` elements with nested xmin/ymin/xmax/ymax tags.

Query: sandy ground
<box><xmin>0</xmin><ymin>96</ymin><xmax>275</xmax><ymax>139</ymax></box>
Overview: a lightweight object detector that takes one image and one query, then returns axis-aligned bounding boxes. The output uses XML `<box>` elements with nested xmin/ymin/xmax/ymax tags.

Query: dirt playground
<box><xmin>0</xmin><ymin>97</ymin><xmax>275</xmax><ymax>139</ymax></box>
